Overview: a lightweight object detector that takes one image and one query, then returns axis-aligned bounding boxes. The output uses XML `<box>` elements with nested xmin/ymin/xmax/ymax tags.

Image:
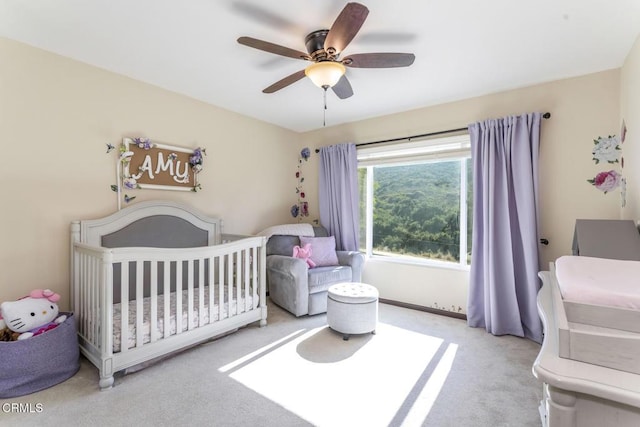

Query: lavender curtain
<box><xmin>467</xmin><ymin>113</ymin><xmax>543</xmax><ymax>343</ymax></box>
<box><xmin>318</xmin><ymin>143</ymin><xmax>360</xmax><ymax>251</ymax></box>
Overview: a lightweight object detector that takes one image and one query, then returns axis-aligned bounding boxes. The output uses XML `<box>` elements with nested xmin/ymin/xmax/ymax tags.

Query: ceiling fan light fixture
<box><xmin>305</xmin><ymin>61</ymin><xmax>345</xmax><ymax>88</ymax></box>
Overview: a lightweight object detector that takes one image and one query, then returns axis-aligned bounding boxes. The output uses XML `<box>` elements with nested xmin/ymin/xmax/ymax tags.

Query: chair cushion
<box><xmin>265</xmin><ymin>227</ymin><xmax>329</xmax><ymax>257</ymax></box>
<box><xmin>266</xmin><ymin>235</ymin><xmax>300</xmax><ymax>256</ymax></box>
<box><xmin>308</xmin><ymin>266</ymin><xmax>353</xmax><ymax>294</ymax></box>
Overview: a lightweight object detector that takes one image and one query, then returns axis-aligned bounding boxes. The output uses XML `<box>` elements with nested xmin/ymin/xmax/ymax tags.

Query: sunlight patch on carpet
<box><xmin>401</xmin><ymin>343</ymin><xmax>458</xmax><ymax>426</ymax></box>
<box><xmin>218</xmin><ymin>329</ymin><xmax>306</xmax><ymax>373</ymax></box>
<box><xmin>227</xmin><ymin>322</ymin><xmax>445</xmax><ymax>427</ymax></box>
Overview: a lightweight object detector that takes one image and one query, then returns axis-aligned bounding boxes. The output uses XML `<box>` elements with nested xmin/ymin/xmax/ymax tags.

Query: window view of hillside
<box><xmin>359</xmin><ymin>159</ymin><xmax>472</xmax><ymax>263</ymax></box>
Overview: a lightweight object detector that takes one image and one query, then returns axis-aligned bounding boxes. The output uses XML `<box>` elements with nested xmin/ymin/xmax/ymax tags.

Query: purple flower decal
<box><xmin>301</xmin><ymin>147</ymin><xmax>311</xmax><ymax>160</ymax></box>
<box><xmin>290</xmin><ymin>204</ymin><xmax>300</xmax><ymax>218</ymax></box>
<box><xmin>587</xmin><ymin>170</ymin><xmax>622</xmax><ymax>193</ymax></box>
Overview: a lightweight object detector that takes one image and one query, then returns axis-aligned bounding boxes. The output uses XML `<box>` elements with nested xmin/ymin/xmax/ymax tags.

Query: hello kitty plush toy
<box><xmin>0</xmin><ymin>289</ymin><xmax>67</xmax><ymax>340</ymax></box>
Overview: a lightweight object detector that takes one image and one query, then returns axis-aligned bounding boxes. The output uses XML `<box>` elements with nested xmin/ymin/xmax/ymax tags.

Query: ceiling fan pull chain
<box><xmin>323</xmin><ymin>86</ymin><xmax>328</xmax><ymax>127</ymax></box>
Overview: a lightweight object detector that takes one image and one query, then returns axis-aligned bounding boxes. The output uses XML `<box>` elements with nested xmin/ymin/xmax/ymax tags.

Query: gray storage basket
<box><xmin>0</xmin><ymin>313</ymin><xmax>79</xmax><ymax>398</ymax></box>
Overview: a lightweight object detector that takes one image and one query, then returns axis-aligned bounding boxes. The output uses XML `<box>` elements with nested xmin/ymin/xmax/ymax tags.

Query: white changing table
<box><xmin>533</xmin><ymin>272</ymin><xmax>640</xmax><ymax>427</ymax></box>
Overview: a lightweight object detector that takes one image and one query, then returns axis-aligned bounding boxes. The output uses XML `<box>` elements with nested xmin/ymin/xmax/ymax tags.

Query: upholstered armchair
<box><xmin>263</xmin><ymin>226</ymin><xmax>364</xmax><ymax>317</ymax></box>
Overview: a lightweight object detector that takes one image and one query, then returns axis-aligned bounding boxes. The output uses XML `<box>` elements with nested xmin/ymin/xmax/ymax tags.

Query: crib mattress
<box><xmin>555</xmin><ymin>255</ymin><xmax>640</xmax><ymax>310</ymax></box>
<box><xmin>112</xmin><ymin>286</ymin><xmax>257</xmax><ymax>352</ymax></box>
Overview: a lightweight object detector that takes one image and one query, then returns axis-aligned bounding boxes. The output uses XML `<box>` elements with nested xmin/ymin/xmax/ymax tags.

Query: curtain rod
<box><xmin>315</xmin><ymin>112</ymin><xmax>551</xmax><ymax>152</ymax></box>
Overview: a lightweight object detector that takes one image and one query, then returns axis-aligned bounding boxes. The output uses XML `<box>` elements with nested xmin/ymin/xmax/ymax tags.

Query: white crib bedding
<box><xmin>555</xmin><ymin>255</ymin><xmax>640</xmax><ymax>310</ymax></box>
<box><xmin>112</xmin><ymin>285</ymin><xmax>258</xmax><ymax>353</ymax></box>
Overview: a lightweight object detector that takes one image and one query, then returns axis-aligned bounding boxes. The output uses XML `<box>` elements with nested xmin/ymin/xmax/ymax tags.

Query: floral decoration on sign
<box><xmin>119</xmin><ymin>141</ymin><xmax>147</xmax><ymax>191</ymax></box>
<box><xmin>291</xmin><ymin>147</ymin><xmax>311</xmax><ymax>219</ymax></box>
<box><xmin>134</xmin><ymin>137</ymin><xmax>153</xmax><ymax>150</ymax></box>
<box><xmin>190</xmin><ymin>147</ymin><xmax>206</xmax><ymax>174</ymax></box>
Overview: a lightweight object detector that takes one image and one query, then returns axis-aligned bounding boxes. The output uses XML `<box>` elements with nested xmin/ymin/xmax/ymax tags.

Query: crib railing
<box><xmin>71</xmin><ymin>236</ymin><xmax>266</xmax><ymax>357</ymax></box>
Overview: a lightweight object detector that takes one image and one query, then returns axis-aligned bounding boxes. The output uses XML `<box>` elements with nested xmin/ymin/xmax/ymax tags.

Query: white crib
<box><xmin>70</xmin><ymin>200</ymin><xmax>267</xmax><ymax>390</ymax></box>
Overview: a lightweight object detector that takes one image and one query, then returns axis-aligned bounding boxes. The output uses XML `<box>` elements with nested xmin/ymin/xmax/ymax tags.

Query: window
<box><xmin>358</xmin><ymin>134</ymin><xmax>472</xmax><ymax>267</ymax></box>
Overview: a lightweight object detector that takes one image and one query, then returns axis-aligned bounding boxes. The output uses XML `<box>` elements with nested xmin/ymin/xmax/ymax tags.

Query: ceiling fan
<box><xmin>237</xmin><ymin>2</ymin><xmax>415</xmax><ymax>99</ymax></box>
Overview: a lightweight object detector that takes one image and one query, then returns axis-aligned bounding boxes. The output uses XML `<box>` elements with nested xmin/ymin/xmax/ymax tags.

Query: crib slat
<box><xmin>80</xmin><ymin>254</ymin><xmax>87</xmax><ymax>343</ymax></box>
<box><xmin>83</xmin><ymin>257</ymin><xmax>92</xmax><ymax>345</ymax></box>
<box><xmin>150</xmin><ymin>260</ymin><xmax>158</xmax><ymax>343</ymax></box>
<box><xmin>236</xmin><ymin>250</ymin><xmax>241</xmax><ymax>315</ymax></box>
<box><xmin>244</xmin><ymin>248</ymin><xmax>250</xmax><ymax>312</ymax></box>
<box><xmin>208</xmin><ymin>256</ymin><xmax>215</xmax><ymax>324</ymax></box>
<box><xmin>187</xmin><ymin>259</ymin><xmax>194</xmax><ymax>331</ymax></box>
<box><xmin>91</xmin><ymin>256</ymin><xmax>99</xmax><ymax>346</ymax></box>
<box><xmin>163</xmin><ymin>261</ymin><xmax>171</xmax><ymax>339</ymax></box>
<box><xmin>135</xmin><ymin>261</ymin><xmax>144</xmax><ymax>347</ymax></box>
<box><xmin>102</xmin><ymin>251</ymin><xmax>114</xmax><ymax>357</ymax></box>
<box><xmin>120</xmin><ymin>262</ymin><xmax>129</xmax><ymax>353</ymax></box>
<box><xmin>198</xmin><ymin>258</ymin><xmax>205</xmax><ymax>327</ymax></box>
<box><xmin>218</xmin><ymin>254</ymin><xmax>225</xmax><ymax>320</ymax></box>
<box><xmin>176</xmin><ymin>260</ymin><xmax>183</xmax><ymax>334</ymax></box>
<box><xmin>251</xmin><ymin>247</ymin><xmax>257</xmax><ymax>310</ymax></box>
<box><xmin>227</xmin><ymin>253</ymin><xmax>234</xmax><ymax>317</ymax></box>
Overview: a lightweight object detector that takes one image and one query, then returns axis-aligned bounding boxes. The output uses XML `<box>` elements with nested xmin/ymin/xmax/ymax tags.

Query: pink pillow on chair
<box><xmin>299</xmin><ymin>236</ymin><xmax>339</xmax><ymax>267</ymax></box>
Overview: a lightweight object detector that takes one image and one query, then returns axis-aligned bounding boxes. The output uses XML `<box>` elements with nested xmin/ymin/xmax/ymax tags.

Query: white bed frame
<box><xmin>70</xmin><ymin>200</ymin><xmax>267</xmax><ymax>390</ymax></box>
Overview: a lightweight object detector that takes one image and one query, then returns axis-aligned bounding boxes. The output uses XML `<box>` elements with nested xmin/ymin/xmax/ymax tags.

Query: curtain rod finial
<box><xmin>543</xmin><ymin>112</ymin><xmax>551</xmax><ymax>119</ymax></box>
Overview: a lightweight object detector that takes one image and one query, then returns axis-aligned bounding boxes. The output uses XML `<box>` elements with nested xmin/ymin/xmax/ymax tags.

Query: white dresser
<box><xmin>533</xmin><ymin>272</ymin><xmax>640</xmax><ymax>427</ymax></box>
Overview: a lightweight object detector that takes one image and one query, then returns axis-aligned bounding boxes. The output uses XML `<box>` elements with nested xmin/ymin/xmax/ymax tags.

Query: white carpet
<box><xmin>0</xmin><ymin>301</ymin><xmax>542</xmax><ymax>427</ymax></box>
<box><xmin>225</xmin><ymin>323</ymin><xmax>448</xmax><ymax>427</ymax></box>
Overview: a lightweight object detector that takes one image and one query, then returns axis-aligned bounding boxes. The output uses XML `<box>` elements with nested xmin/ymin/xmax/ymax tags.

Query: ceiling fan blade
<box><xmin>232</xmin><ymin>2</ymin><xmax>301</xmax><ymax>33</ymax></box>
<box><xmin>263</xmin><ymin>69</ymin><xmax>307</xmax><ymax>93</ymax></box>
<box><xmin>332</xmin><ymin>75</ymin><xmax>354</xmax><ymax>99</ymax></box>
<box><xmin>343</xmin><ymin>53</ymin><xmax>416</xmax><ymax>68</ymax></box>
<box><xmin>238</xmin><ymin>36</ymin><xmax>310</xmax><ymax>61</ymax></box>
<box><xmin>324</xmin><ymin>2</ymin><xmax>369</xmax><ymax>55</ymax></box>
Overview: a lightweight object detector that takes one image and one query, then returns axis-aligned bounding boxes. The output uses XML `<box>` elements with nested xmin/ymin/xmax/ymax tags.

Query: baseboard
<box><xmin>379</xmin><ymin>298</ymin><xmax>467</xmax><ymax>320</ymax></box>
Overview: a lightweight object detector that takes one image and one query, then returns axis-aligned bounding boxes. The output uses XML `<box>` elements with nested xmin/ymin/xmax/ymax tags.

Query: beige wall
<box><xmin>0</xmin><ymin>38</ymin><xmax>298</xmax><ymax>308</ymax></box>
<box><xmin>621</xmin><ymin>34</ymin><xmax>640</xmax><ymax>220</ymax></box>
<box><xmin>301</xmin><ymin>70</ymin><xmax>622</xmax><ymax>312</ymax></box>
<box><xmin>2</xmin><ymin>35</ymin><xmax>634</xmax><ymax>315</ymax></box>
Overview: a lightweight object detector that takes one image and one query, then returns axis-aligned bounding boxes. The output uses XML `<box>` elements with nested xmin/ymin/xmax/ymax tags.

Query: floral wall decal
<box><xmin>291</xmin><ymin>147</ymin><xmax>311</xmax><ymax>219</ymax></box>
<box><xmin>586</xmin><ymin>129</ymin><xmax>627</xmax><ymax>207</ymax></box>
<box><xmin>591</xmin><ymin>135</ymin><xmax>620</xmax><ymax>164</ymax></box>
<box><xmin>587</xmin><ymin>170</ymin><xmax>622</xmax><ymax>193</ymax></box>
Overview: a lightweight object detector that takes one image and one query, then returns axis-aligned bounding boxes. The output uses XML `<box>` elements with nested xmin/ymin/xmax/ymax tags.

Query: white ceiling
<box><xmin>1</xmin><ymin>1</ymin><xmax>639</xmax><ymax>133</ymax></box>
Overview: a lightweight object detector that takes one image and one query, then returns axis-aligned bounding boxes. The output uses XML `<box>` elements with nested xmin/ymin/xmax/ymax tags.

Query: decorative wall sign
<box><xmin>123</xmin><ymin>137</ymin><xmax>204</xmax><ymax>191</ymax></box>
<box><xmin>108</xmin><ymin>137</ymin><xmax>206</xmax><ymax>210</ymax></box>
